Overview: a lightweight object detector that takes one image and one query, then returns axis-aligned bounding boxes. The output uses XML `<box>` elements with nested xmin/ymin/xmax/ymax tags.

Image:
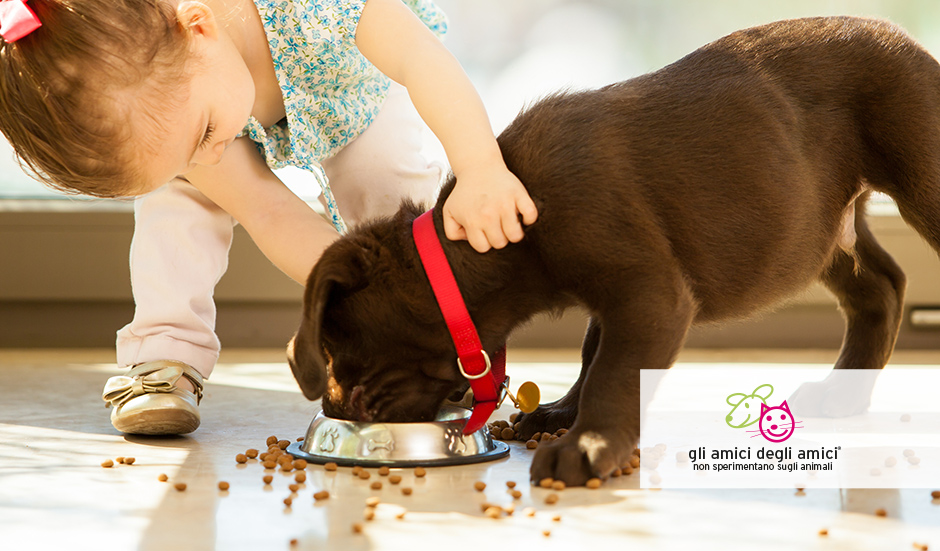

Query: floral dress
<box><xmin>240</xmin><ymin>0</ymin><xmax>448</xmax><ymax>233</ymax></box>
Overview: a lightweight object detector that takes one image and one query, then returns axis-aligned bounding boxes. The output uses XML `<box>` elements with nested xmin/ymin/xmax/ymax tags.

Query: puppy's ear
<box><xmin>287</xmin><ymin>243</ymin><xmax>370</xmax><ymax>400</ymax></box>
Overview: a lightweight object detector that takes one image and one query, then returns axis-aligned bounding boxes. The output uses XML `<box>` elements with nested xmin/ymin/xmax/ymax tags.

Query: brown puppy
<box><xmin>288</xmin><ymin>17</ymin><xmax>940</xmax><ymax>485</ymax></box>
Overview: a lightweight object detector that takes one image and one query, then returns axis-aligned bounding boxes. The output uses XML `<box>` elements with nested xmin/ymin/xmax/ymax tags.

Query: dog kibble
<box><xmin>101</xmin><ymin>459</ymin><xmax>114</xmax><ymax>468</ymax></box>
<box><xmin>909</xmin><ymin>456</ymin><xmax>922</xmax><ymax>465</ymax></box>
<box><xmin>277</xmin><ymin>440</ymin><xmax>290</xmax><ymax>450</ymax></box>
<box><xmin>545</xmin><ymin>493</ymin><xmax>559</xmax><ymax>505</ymax></box>
<box><xmin>389</xmin><ymin>474</ymin><xmax>402</xmax><ymax>484</ymax></box>
<box><xmin>630</xmin><ymin>456</ymin><xmax>640</xmax><ymax>469</ymax></box>
<box><xmin>352</xmin><ymin>523</ymin><xmax>363</xmax><ymax>534</ymax></box>
<box><xmin>875</xmin><ymin>508</ymin><xmax>887</xmax><ymax>517</ymax></box>
<box><xmin>500</xmin><ymin>428</ymin><xmax>515</xmax><ymax>440</ymax></box>
<box><xmin>396</xmin><ymin>512</ymin><xmax>406</xmax><ymax>520</ymax></box>
<box><xmin>290</xmin><ymin>539</ymin><xmax>298</xmax><ymax>547</ymax></box>
<box><xmin>610</xmin><ymin>468</ymin><xmax>622</xmax><ymax>478</ymax></box>
<box><xmin>174</xmin><ymin>483</ymin><xmax>187</xmax><ymax>492</ymax></box>
<box><xmin>158</xmin><ymin>473</ymin><xmax>168</xmax><ymax>482</ymax></box>
<box><xmin>555</xmin><ymin>429</ymin><xmax>568</xmax><ymax>436</ymax></box>
<box><xmin>543</xmin><ymin>530</ymin><xmax>551</xmax><ymax>537</ymax></box>
<box><xmin>904</xmin><ymin>449</ymin><xmax>916</xmax><ymax>458</ymax></box>
<box><xmin>263</xmin><ymin>460</ymin><xmax>277</xmax><ymax>470</ymax></box>
<box><xmin>263</xmin><ymin>475</ymin><xmax>274</xmax><ymax>484</ymax></box>
<box><xmin>366</xmin><ymin>497</ymin><xmax>381</xmax><ymax>507</ymax></box>
<box><xmin>885</xmin><ymin>456</ymin><xmax>898</xmax><ymax>467</ymax></box>
<box><xmin>510</xmin><ymin>490</ymin><xmax>522</xmax><ymax>499</ymax></box>
<box><xmin>506</xmin><ymin>481</ymin><xmax>516</xmax><ymax>489</ymax></box>
<box><xmin>116</xmin><ymin>456</ymin><xmax>125</xmax><ymax>464</ymax></box>
<box><xmin>235</xmin><ymin>453</ymin><xmax>248</xmax><ymax>464</ymax></box>
<box><xmin>218</xmin><ymin>481</ymin><xmax>230</xmax><ymax>491</ymax></box>
<box><xmin>526</xmin><ymin>440</ymin><xmax>538</xmax><ymax>450</ymax></box>
<box><xmin>288</xmin><ymin>484</ymin><xmax>300</xmax><ymax>492</ymax></box>
<box><xmin>414</xmin><ymin>467</ymin><xmax>427</xmax><ymax>477</ymax></box>
<box><xmin>552</xmin><ymin>481</ymin><xmax>566</xmax><ymax>491</ymax></box>
<box><xmin>280</xmin><ymin>463</ymin><xmax>294</xmax><ymax>472</ymax></box>
<box><xmin>484</xmin><ymin>506</ymin><xmax>502</xmax><ymax>519</ymax></box>
<box><xmin>324</xmin><ymin>462</ymin><xmax>338</xmax><ymax>472</ymax></box>
<box><xmin>901</xmin><ymin>413</ymin><xmax>912</xmax><ymax>422</ymax></box>
<box><xmin>586</xmin><ymin>478</ymin><xmax>602</xmax><ymax>489</ymax></box>
<box><xmin>524</xmin><ymin>507</ymin><xmax>536</xmax><ymax>517</ymax></box>
<box><xmin>266</xmin><ymin>436</ymin><xmax>278</xmax><ymax>446</ymax></box>
<box><xmin>378</xmin><ymin>466</ymin><xmax>390</xmax><ymax>476</ymax></box>
<box><xmin>358</xmin><ymin>470</ymin><xmax>372</xmax><ymax>480</ymax></box>
<box><xmin>509</xmin><ymin>413</ymin><xmax>519</xmax><ymax>423</ymax></box>
<box><xmin>541</xmin><ymin>433</ymin><xmax>552</xmax><ymax>442</ymax></box>
<box><xmin>363</xmin><ymin>508</ymin><xmax>375</xmax><ymax>521</ymax></box>
<box><xmin>124</xmin><ymin>457</ymin><xmax>136</xmax><ymax>465</ymax></box>
<box><xmin>532</xmin><ymin>432</ymin><xmax>542</xmax><ymax>441</ymax></box>
<box><xmin>401</xmin><ymin>487</ymin><xmax>413</xmax><ymax>496</ymax></box>
<box><xmin>283</xmin><ymin>497</ymin><xmax>293</xmax><ymax>507</ymax></box>
<box><xmin>818</xmin><ymin>528</ymin><xmax>828</xmax><ymax>536</ymax></box>
<box><xmin>931</xmin><ymin>490</ymin><xmax>940</xmax><ymax>499</ymax></box>
<box><xmin>622</xmin><ymin>465</ymin><xmax>634</xmax><ymax>475</ymax></box>
<box><xmin>539</xmin><ymin>478</ymin><xmax>554</xmax><ymax>489</ymax></box>
<box><xmin>371</xmin><ymin>481</ymin><xmax>383</xmax><ymax>490</ymax></box>
<box><xmin>245</xmin><ymin>448</ymin><xmax>259</xmax><ymax>459</ymax></box>
<box><xmin>351</xmin><ymin>466</ymin><xmax>363</xmax><ymax>475</ymax></box>
<box><xmin>474</xmin><ymin>481</ymin><xmax>486</xmax><ymax>492</ymax></box>
<box><xmin>293</xmin><ymin>459</ymin><xmax>307</xmax><ymax>470</ymax></box>
<box><xmin>552</xmin><ymin>515</ymin><xmax>562</xmax><ymax>522</ymax></box>
<box><xmin>295</xmin><ymin>472</ymin><xmax>307</xmax><ymax>483</ymax></box>
<box><xmin>314</xmin><ymin>491</ymin><xmax>330</xmax><ymax>501</ymax></box>
<box><xmin>278</xmin><ymin>455</ymin><xmax>293</xmax><ymax>465</ymax></box>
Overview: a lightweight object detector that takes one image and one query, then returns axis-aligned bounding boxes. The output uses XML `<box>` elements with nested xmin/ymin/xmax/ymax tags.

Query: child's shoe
<box><xmin>102</xmin><ymin>360</ymin><xmax>204</xmax><ymax>435</ymax></box>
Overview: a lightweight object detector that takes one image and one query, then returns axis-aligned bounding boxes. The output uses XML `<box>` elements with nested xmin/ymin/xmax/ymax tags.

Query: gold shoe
<box><xmin>102</xmin><ymin>360</ymin><xmax>204</xmax><ymax>435</ymax></box>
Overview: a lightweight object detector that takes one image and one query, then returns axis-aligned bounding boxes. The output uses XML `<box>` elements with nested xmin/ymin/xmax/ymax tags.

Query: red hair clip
<box><xmin>0</xmin><ymin>0</ymin><xmax>41</xmax><ymax>42</ymax></box>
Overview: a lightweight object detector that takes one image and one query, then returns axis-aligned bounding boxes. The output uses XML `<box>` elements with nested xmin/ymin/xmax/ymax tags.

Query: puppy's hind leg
<box><xmin>789</xmin><ymin>202</ymin><xmax>905</xmax><ymax>416</ymax></box>
<box><xmin>514</xmin><ymin>317</ymin><xmax>600</xmax><ymax>440</ymax></box>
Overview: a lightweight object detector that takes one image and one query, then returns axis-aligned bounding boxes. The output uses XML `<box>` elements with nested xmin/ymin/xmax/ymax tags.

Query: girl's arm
<box><xmin>355</xmin><ymin>0</ymin><xmax>538</xmax><ymax>253</ymax></box>
<box><xmin>183</xmin><ymin>138</ymin><xmax>339</xmax><ymax>285</ymax></box>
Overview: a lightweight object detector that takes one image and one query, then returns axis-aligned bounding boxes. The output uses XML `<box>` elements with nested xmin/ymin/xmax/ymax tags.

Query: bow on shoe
<box><xmin>0</xmin><ymin>0</ymin><xmax>41</xmax><ymax>43</ymax></box>
<box><xmin>102</xmin><ymin>365</ymin><xmax>186</xmax><ymax>408</ymax></box>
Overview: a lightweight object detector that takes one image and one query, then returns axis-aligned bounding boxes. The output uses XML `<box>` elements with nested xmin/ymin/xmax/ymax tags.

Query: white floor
<box><xmin>1</xmin><ymin>349</ymin><xmax>938</xmax><ymax>550</ymax></box>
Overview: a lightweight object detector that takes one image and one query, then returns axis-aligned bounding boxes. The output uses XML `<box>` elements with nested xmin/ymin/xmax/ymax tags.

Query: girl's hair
<box><xmin>0</xmin><ymin>0</ymin><xmax>190</xmax><ymax>197</ymax></box>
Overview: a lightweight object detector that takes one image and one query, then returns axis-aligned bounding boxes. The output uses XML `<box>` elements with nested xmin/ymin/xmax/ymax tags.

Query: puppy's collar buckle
<box><xmin>457</xmin><ymin>350</ymin><xmax>491</xmax><ymax>380</ymax></box>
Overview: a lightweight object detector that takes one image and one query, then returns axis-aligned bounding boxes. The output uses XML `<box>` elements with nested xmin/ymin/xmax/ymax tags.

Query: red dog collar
<box><xmin>412</xmin><ymin>210</ymin><xmax>507</xmax><ymax>435</ymax></box>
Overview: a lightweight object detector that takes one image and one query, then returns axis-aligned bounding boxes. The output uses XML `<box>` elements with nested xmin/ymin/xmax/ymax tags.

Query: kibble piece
<box><xmin>552</xmin><ymin>515</ymin><xmax>562</xmax><ymax>522</ymax></box>
<box><xmin>931</xmin><ymin>490</ymin><xmax>940</xmax><ymax>499</ymax></box>
<box><xmin>158</xmin><ymin>473</ymin><xmax>168</xmax><ymax>482</ymax></box>
<box><xmin>351</xmin><ymin>466</ymin><xmax>363</xmax><ymax>475</ymax></box>
<box><xmin>294</xmin><ymin>472</ymin><xmax>307</xmax><ymax>483</ymax></box>
<box><xmin>175</xmin><ymin>483</ymin><xmax>187</xmax><ymax>492</ymax></box>
<box><xmin>524</xmin><ymin>507</ymin><xmax>536</xmax><ymax>517</ymax></box>
<box><xmin>509</xmin><ymin>413</ymin><xmax>519</xmax><ymax>423</ymax></box>
<box><xmin>283</xmin><ymin>497</ymin><xmax>293</xmax><ymax>507</ymax></box>
<box><xmin>101</xmin><ymin>459</ymin><xmax>114</xmax><ymax>468</ymax></box>
<box><xmin>540</xmin><ymin>432</ymin><xmax>552</xmax><ymax>442</ymax></box>
<box><xmin>263</xmin><ymin>475</ymin><xmax>274</xmax><ymax>484</ymax></box>
<box><xmin>545</xmin><ymin>493</ymin><xmax>559</xmax><ymax>504</ymax></box>
<box><xmin>378</xmin><ymin>466</ymin><xmax>390</xmax><ymax>476</ymax></box>
<box><xmin>288</xmin><ymin>483</ymin><xmax>300</xmax><ymax>492</ymax></box>
<box><xmin>218</xmin><ymin>481</ymin><xmax>230</xmax><ymax>491</ymax></box>
<box><xmin>245</xmin><ymin>448</ymin><xmax>259</xmax><ymax>459</ymax></box>
<box><xmin>586</xmin><ymin>478</ymin><xmax>602</xmax><ymax>489</ymax></box>
<box><xmin>363</xmin><ymin>508</ymin><xmax>375</xmax><ymax>521</ymax></box>
<box><xmin>526</xmin><ymin>440</ymin><xmax>538</xmax><ymax>450</ymax></box>
<box><xmin>280</xmin><ymin>462</ymin><xmax>294</xmax><ymax>472</ymax></box>
<box><xmin>543</xmin><ymin>530</ymin><xmax>551</xmax><ymax>537</ymax></box>
<box><xmin>885</xmin><ymin>456</ymin><xmax>898</xmax><ymax>467</ymax></box>
<box><xmin>277</xmin><ymin>439</ymin><xmax>290</xmax><ymax>450</ymax></box>
<box><xmin>396</xmin><ymin>512</ymin><xmax>406</xmax><ymax>520</ymax></box>
<box><xmin>555</xmin><ymin>428</ymin><xmax>568</xmax><ymax>436</ymax></box>
<box><xmin>818</xmin><ymin>529</ymin><xmax>828</xmax><ymax>536</ymax></box>
<box><xmin>904</xmin><ymin>449</ymin><xmax>916</xmax><ymax>458</ymax></box>
<box><xmin>358</xmin><ymin>470</ymin><xmax>372</xmax><ymax>480</ymax></box>
<box><xmin>484</xmin><ymin>506</ymin><xmax>502</xmax><ymax>519</ymax></box>
<box><xmin>414</xmin><ymin>466</ymin><xmax>427</xmax><ymax>477</ymax></box>
<box><xmin>500</xmin><ymin>427</ymin><xmax>516</xmax><ymax>440</ymax></box>
<box><xmin>909</xmin><ymin>456</ymin><xmax>922</xmax><ymax>465</ymax></box>
<box><xmin>278</xmin><ymin>455</ymin><xmax>293</xmax><ymax>466</ymax></box>
<box><xmin>371</xmin><ymin>481</ymin><xmax>383</xmax><ymax>490</ymax></box>
<box><xmin>401</xmin><ymin>487</ymin><xmax>413</xmax><ymax>496</ymax></box>
<box><xmin>901</xmin><ymin>413</ymin><xmax>912</xmax><ymax>422</ymax></box>
<box><xmin>480</xmin><ymin>502</ymin><xmax>495</xmax><ymax>513</ymax></box>
<box><xmin>266</xmin><ymin>436</ymin><xmax>278</xmax><ymax>446</ymax></box>
<box><xmin>389</xmin><ymin>475</ymin><xmax>402</xmax><ymax>485</ymax></box>
<box><xmin>263</xmin><ymin>460</ymin><xmax>277</xmax><ymax>470</ymax></box>
<box><xmin>293</xmin><ymin>459</ymin><xmax>308</xmax><ymax>471</ymax></box>
<box><xmin>630</xmin><ymin>456</ymin><xmax>640</xmax><ymax>469</ymax></box>
<box><xmin>550</xmin><ymin>435</ymin><xmax>559</xmax><ymax>441</ymax></box>
<box><xmin>474</xmin><ymin>481</ymin><xmax>487</xmax><ymax>492</ymax></box>
<box><xmin>622</xmin><ymin>465</ymin><xmax>634</xmax><ymax>475</ymax></box>
<box><xmin>235</xmin><ymin>454</ymin><xmax>248</xmax><ymax>464</ymax></box>
<box><xmin>510</xmin><ymin>490</ymin><xmax>523</xmax><ymax>499</ymax></box>
<box><xmin>290</xmin><ymin>539</ymin><xmax>298</xmax><ymax>547</ymax></box>
<box><xmin>365</xmin><ymin>497</ymin><xmax>381</xmax><ymax>508</ymax></box>
<box><xmin>875</xmin><ymin>508</ymin><xmax>887</xmax><ymax>517</ymax></box>
<box><xmin>116</xmin><ymin>457</ymin><xmax>125</xmax><ymax>464</ymax></box>
<box><xmin>552</xmin><ymin>480</ymin><xmax>566</xmax><ymax>491</ymax></box>
<box><xmin>297</xmin><ymin>436</ymin><xmax>305</xmax><ymax>442</ymax></box>
<box><xmin>539</xmin><ymin>477</ymin><xmax>554</xmax><ymax>489</ymax></box>
<box><xmin>314</xmin><ymin>490</ymin><xmax>330</xmax><ymax>501</ymax></box>
<box><xmin>324</xmin><ymin>462</ymin><xmax>338</xmax><ymax>472</ymax></box>
<box><xmin>532</xmin><ymin>432</ymin><xmax>542</xmax><ymax>442</ymax></box>
<box><xmin>506</xmin><ymin>481</ymin><xmax>517</xmax><ymax>489</ymax></box>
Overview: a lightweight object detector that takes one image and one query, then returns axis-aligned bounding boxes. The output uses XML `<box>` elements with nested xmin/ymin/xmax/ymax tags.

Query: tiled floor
<box><xmin>1</xmin><ymin>348</ymin><xmax>938</xmax><ymax>550</ymax></box>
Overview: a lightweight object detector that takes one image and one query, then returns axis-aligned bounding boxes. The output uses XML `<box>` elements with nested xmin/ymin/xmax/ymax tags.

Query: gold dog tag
<box><xmin>515</xmin><ymin>381</ymin><xmax>540</xmax><ymax>413</ymax></box>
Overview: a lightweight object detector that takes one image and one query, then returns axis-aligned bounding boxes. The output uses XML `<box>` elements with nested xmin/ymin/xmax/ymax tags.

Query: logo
<box><xmin>726</xmin><ymin>384</ymin><xmax>803</xmax><ymax>443</ymax></box>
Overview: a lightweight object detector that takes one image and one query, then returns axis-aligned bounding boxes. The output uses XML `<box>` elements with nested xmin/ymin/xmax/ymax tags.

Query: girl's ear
<box><xmin>176</xmin><ymin>1</ymin><xmax>218</xmax><ymax>40</ymax></box>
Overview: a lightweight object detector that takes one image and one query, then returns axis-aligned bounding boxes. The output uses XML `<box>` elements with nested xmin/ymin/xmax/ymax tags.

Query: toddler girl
<box><xmin>0</xmin><ymin>0</ymin><xmax>537</xmax><ymax>434</ymax></box>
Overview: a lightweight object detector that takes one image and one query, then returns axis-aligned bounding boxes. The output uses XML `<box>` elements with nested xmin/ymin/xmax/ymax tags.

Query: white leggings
<box><xmin>116</xmin><ymin>84</ymin><xmax>444</xmax><ymax>378</ymax></box>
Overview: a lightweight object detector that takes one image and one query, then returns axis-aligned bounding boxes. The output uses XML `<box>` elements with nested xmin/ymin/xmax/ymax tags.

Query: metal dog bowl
<box><xmin>287</xmin><ymin>406</ymin><xmax>510</xmax><ymax>467</ymax></box>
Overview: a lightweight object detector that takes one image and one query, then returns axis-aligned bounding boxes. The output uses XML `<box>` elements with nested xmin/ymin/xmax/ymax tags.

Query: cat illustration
<box><xmin>757</xmin><ymin>400</ymin><xmax>800</xmax><ymax>443</ymax></box>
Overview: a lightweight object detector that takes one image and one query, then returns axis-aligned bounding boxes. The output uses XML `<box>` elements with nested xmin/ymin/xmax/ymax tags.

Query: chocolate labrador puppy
<box><xmin>287</xmin><ymin>16</ymin><xmax>940</xmax><ymax>485</ymax></box>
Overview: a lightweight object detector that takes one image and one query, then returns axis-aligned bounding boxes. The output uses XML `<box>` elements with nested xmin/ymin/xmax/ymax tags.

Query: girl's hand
<box><xmin>442</xmin><ymin>163</ymin><xmax>538</xmax><ymax>253</ymax></box>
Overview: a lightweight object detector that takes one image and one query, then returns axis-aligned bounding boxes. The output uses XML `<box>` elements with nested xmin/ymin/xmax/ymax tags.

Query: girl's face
<box><xmin>131</xmin><ymin>7</ymin><xmax>256</xmax><ymax>194</ymax></box>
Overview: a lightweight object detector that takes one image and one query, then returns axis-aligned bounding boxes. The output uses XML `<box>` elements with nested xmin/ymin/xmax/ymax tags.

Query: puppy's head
<box><xmin>287</xmin><ymin>210</ymin><xmax>467</xmax><ymax>423</ymax></box>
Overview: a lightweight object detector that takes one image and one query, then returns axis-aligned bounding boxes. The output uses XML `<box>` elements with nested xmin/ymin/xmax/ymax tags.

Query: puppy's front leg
<box><xmin>530</xmin><ymin>297</ymin><xmax>694</xmax><ymax>486</ymax></box>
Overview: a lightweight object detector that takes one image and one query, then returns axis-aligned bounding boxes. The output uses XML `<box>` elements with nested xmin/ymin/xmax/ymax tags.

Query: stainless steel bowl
<box><xmin>287</xmin><ymin>406</ymin><xmax>510</xmax><ymax>467</ymax></box>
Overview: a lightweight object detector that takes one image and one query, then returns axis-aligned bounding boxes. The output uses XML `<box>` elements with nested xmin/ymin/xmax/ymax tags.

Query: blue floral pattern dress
<box><xmin>240</xmin><ymin>0</ymin><xmax>448</xmax><ymax>233</ymax></box>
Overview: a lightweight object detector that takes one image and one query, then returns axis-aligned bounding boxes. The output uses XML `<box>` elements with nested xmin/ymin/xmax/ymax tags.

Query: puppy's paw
<box><xmin>529</xmin><ymin>429</ymin><xmax>624</xmax><ymax>486</ymax></box>
<box><xmin>788</xmin><ymin>375</ymin><xmax>874</xmax><ymax>418</ymax></box>
<box><xmin>514</xmin><ymin>404</ymin><xmax>577</xmax><ymax>441</ymax></box>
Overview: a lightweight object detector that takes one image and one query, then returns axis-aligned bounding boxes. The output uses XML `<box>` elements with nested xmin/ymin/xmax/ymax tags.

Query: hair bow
<box><xmin>0</xmin><ymin>0</ymin><xmax>41</xmax><ymax>42</ymax></box>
